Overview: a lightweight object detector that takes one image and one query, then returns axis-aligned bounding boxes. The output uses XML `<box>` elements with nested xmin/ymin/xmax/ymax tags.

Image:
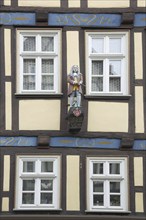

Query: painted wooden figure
<box><xmin>67</xmin><ymin>65</ymin><xmax>83</xmax><ymax>107</ymax></box>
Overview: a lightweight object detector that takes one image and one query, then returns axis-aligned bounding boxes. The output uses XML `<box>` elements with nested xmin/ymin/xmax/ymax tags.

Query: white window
<box><xmin>17</xmin><ymin>29</ymin><xmax>61</xmax><ymax>94</ymax></box>
<box><xmin>15</xmin><ymin>156</ymin><xmax>61</xmax><ymax>210</ymax></box>
<box><xmin>85</xmin><ymin>32</ymin><xmax>129</xmax><ymax>95</ymax></box>
<box><xmin>86</xmin><ymin>157</ymin><xmax>129</xmax><ymax>212</ymax></box>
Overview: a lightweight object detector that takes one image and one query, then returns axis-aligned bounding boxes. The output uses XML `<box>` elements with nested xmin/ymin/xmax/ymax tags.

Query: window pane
<box><xmin>109</xmin><ymin>60</ymin><xmax>121</xmax><ymax>76</ymax></box>
<box><xmin>93</xmin><ymin>181</ymin><xmax>103</xmax><ymax>192</ymax></box>
<box><xmin>41</xmin><ymin>180</ymin><xmax>53</xmax><ymax>191</ymax></box>
<box><xmin>41</xmin><ymin>75</ymin><xmax>54</xmax><ymax>90</ymax></box>
<box><xmin>23</xmin><ymin>161</ymin><xmax>35</xmax><ymax>172</ymax></box>
<box><xmin>109</xmin><ymin>38</ymin><xmax>121</xmax><ymax>53</ymax></box>
<box><xmin>110</xmin><ymin>182</ymin><xmax>120</xmax><ymax>193</ymax></box>
<box><xmin>93</xmin><ymin>163</ymin><xmax>103</xmax><ymax>174</ymax></box>
<box><xmin>23</xmin><ymin>180</ymin><xmax>35</xmax><ymax>191</ymax></box>
<box><xmin>109</xmin><ymin>77</ymin><xmax>121</xmax><ymax>92</ymax></box>
<box><xmin>93</xmin><ymin>195</ymin><xmax>104</xmax><ymax>206</ymax></box>
<box><xmin>92</xmin><ymin>38</ymin><xmax>104</xmax><ymax>53</ymax></box>
<box><xmin>23</xmin><ymin>75</ymin><xmax>35</xmax><ymax>90</ymax></box>
<box><xmin>110</xmin><ymin>195</ymin><xmax>120</xmax><ymax>206</ymax></box>
<box><xmin>110</xmin><ymin>163</ymin><xmax>120</xmax><ymax>174</ymax></box>
<box><xmin>42</xmin><ymin>37</ymin><xmax>54</xmax><ymax>51</ymax></box>
<box><xmin>41</xmin><ymin>161</ymin><xmax>53</xmax><ymax>172</ymax></box>
<box><xmin>23</xmin><ymin>59</ymin><xmax>36</xmax><ymax>73</ymax></box>
<box><xmin>22</xmin><ymin>193</ymin><xmax>34</xmax><ymax>204</ymax></box>
<box><xmin>23</xmin><ymin>37</ymin><xmax>36</xmax><ymax>51</ymax></box>
<box><xmin>41</xmin><ymin>193</ymin><xmax>53</xmax><ymax>204</ymax></box>
<box><xmin>92</xmin><ymin>61</ymin><xmax>103</xmax><ymax>75</ymax></box>
<box><xmin>92</xmin><ymin>77</ymin><xmax>103</xmax><ymax>92</ymax></box>
<box><xmin>42</xmin><ymin>59</ymin><xmax>54</xmax><ymax>73</ymax></box>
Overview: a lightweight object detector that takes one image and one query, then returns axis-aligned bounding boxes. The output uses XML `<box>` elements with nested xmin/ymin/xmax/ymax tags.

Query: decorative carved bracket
<box><xmin>37</xmin><ymin>135</ymin><xmax>50</xmax><ymax>148</ymax></box>
<box><xmin>121</xmin><ymin>137</ymin><xmax>134</xmax><ymax>148</ymax></box>
<box><xmin>36</xmin><ymin>12</ymin><xmax>48</xmax><ymax>23</ymax></box>
<box><xmin>122</xmin><ymin>13</ymin><xmax>134</xmax><ymax>25</ymax></box>
<box><xmin>66</xmin><ymin>107</ymin><xmax>84</xmax><ymax>133</ymax></box>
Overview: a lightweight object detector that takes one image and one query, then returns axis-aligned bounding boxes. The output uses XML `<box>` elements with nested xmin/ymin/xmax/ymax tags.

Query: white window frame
<box><xmin>15</xmin><ymin>155</ymin><xmax>61</xmax><ymax>210</ymax></box>
<box><xmin>17</xmin><ymin>29</ymin><xmax>61</xmax><ymax>94</ymax></box>
<box><xmin>85</xmin><ymin>31</ymin><xmax>129</xmax><ymax>96</ymax></box>
<box><xmin>86</xmin><ymin>157</ymin><xmax>129</xmax><ymax>212</ymax></box>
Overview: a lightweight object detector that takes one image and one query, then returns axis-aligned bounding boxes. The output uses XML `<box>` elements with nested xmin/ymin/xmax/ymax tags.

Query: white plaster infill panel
<box><xmin>88</xmin><ymin>102</ymin><xmax>129</xmax><ymax>132</ymax></box>
<box><xmin>19</xmin><ymin>100</ymin><xmax>61</xmax><ymax>130</ymax></box>
<box><xmin>18</xmin><ymin>0</ymin><xmax>60</xmax><ymax>7</ymax></box>
<box><xmin>68</xmin><ymin>0</ymin><xmax>80</xmax><ymax>8</ymax></box>
<box><xmin>135</xmin><ymin>193</ymin><xmax>144</xmax><ymax>212</ymax></box>
<box><xmin>137</xmin><ymin>0</ymin><xmax>146</xmax><ymax>7</ymax></box>
<box><xmin>135</xmin><ymin>86</ymin><xmax>144</xmax><ymax>133</ymax></box>
<box><xmin>2</xmin><ymin>198</ymin><xmax>9</xmax><ymax>212</ymax></box>
<box><xmin>134</xmin><ymin>33</ymin><xmax>143</xmax><ymax>80</ymax></box>
<box><xmin>66</xmin><ymin>156</ymin><xmax>80</xmax><ymax>211</ymax></box>
<box><xmin>67</xmin><ymin>31</ymin><xmax>79</xmax><ymax>73</ymax></box>
<box><xmin>4</xmin><ymin>29</ymin><xmax>11</xmax><ymax>76</ymax></box>
<box><xmin>4</xmin><ymin>0</ymin><xmax>11</xmax><ymax>6</ymax></box>
<box><xmin>88</xmin><ymin>0</ymin><xmax>130</xmax><ymax>8</ymax></box>
<box><xmin>5</xmin><ymin>82</ymin><xmax>12</xmax><ymax>130</ymax></box>
<box><xmin>134</xmin><ymin>157</ymin><xmax>143</xmax><ymax>186</ymax></box>
<box><xmin>3</xmin><ymin>155</ymin><xmax>10</xmax><ymax>192</ymax></box>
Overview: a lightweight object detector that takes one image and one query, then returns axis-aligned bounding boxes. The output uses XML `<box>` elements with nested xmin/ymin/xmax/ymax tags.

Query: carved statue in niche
<box><xmin>67</xmin><ymin>65</ymin><xmax>83</xmax><ymax>108</ymax></box>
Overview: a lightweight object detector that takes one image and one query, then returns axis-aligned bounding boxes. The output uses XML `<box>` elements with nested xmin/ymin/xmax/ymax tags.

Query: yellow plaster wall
<box><xmin>4</xmin><ymin>0</ymin><xmax>11</xmax><ymax>5</ymax></box>
<box><xmin>4</xmin><ymin>29</ymin><xmax>11</xmax><ymax>76</ymax></box>
<box><xmin>135</xmin><ymin>193</ymin><xmax>144</xmax><ymax>212</ymax></box>
<box><xmin>18</xmin><ymin>0</ymin><xmax>60</xmax><ymax>7</ymax></box>
<box><xmin>134</xmin><ymin>157</ymin><xmax>143</xmax><ymax>186</ymax></box>
<box><xmin>2</xmin><ymin>198</ymin><xmax>9</xmax><ymax>212</ymax></box>
<box><xmin>66</xmin><ymin>156</ymin><xmax>80</xmax><ymax>211</ymax></box>
<box><xmin>67</xmin><ymin>31</ymin><xmax>79</xmax><ymax>73</ymax></box>
<box><xmin>134</xmin><ymin>33</ymin><xmax>143</xmax><ymax>79</ymax></box>
<box><xmin>135</xmin><ymin>86</ymin><xmax>144</xmax><ymax>133</ymax></box>
<box><xmin>88</xmin><ymin>0</ymin><xmax>130</xmax><ymax>8</ymax></box>
<box><xmin>19</xmin><ymin>100</ymin><xmax>60</xmax><ymax>130</ymax></box>
<box><xmin>5</xmin><ymin>82</ymin><xmax>12</xmax><ymax>130</ymax></box>
<box><xmin>68</xmin><ymin>0</ymin><xmax>80</xmax><ymax>7</ymax></box>
<box><xmin>3</xmin><ymin>155</ymin><xmax>10</xmax><ymax>192</ymax></box>
<box><xmin>88</xmin><ymin>102</ymin><xmax>128</xmax><ymax>132</ymax></box>
<box><xmin>137</xmin><ymin>0</ymin><xmax>146</xmax><ymax>7</ymax></box>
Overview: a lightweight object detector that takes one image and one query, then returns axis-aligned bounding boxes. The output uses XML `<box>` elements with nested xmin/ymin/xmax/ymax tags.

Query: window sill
<box><xmin>15</xmin><ymin>93</ymin><xmax>63</xmax><ymax>99</ymax></box>
<box><xmin>13</xmin><ymin>208</ymin><xmax>62</xmax><ymax>211</ymax></box>
<box><xmin>85</xmin><ymin>210</ymin><xmax>131</xmax><ymax>214</ymax></box>
<box><xmin>84</xmin><ymin>94</ymin><xmax>132</xmax><ymax>100</ymax></box>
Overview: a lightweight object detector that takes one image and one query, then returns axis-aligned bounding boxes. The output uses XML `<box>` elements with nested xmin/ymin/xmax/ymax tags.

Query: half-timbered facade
<box><xmin>0</xmin><ymin>0</ymin><xmax>146</xmax><ymax>220</ymax></box>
